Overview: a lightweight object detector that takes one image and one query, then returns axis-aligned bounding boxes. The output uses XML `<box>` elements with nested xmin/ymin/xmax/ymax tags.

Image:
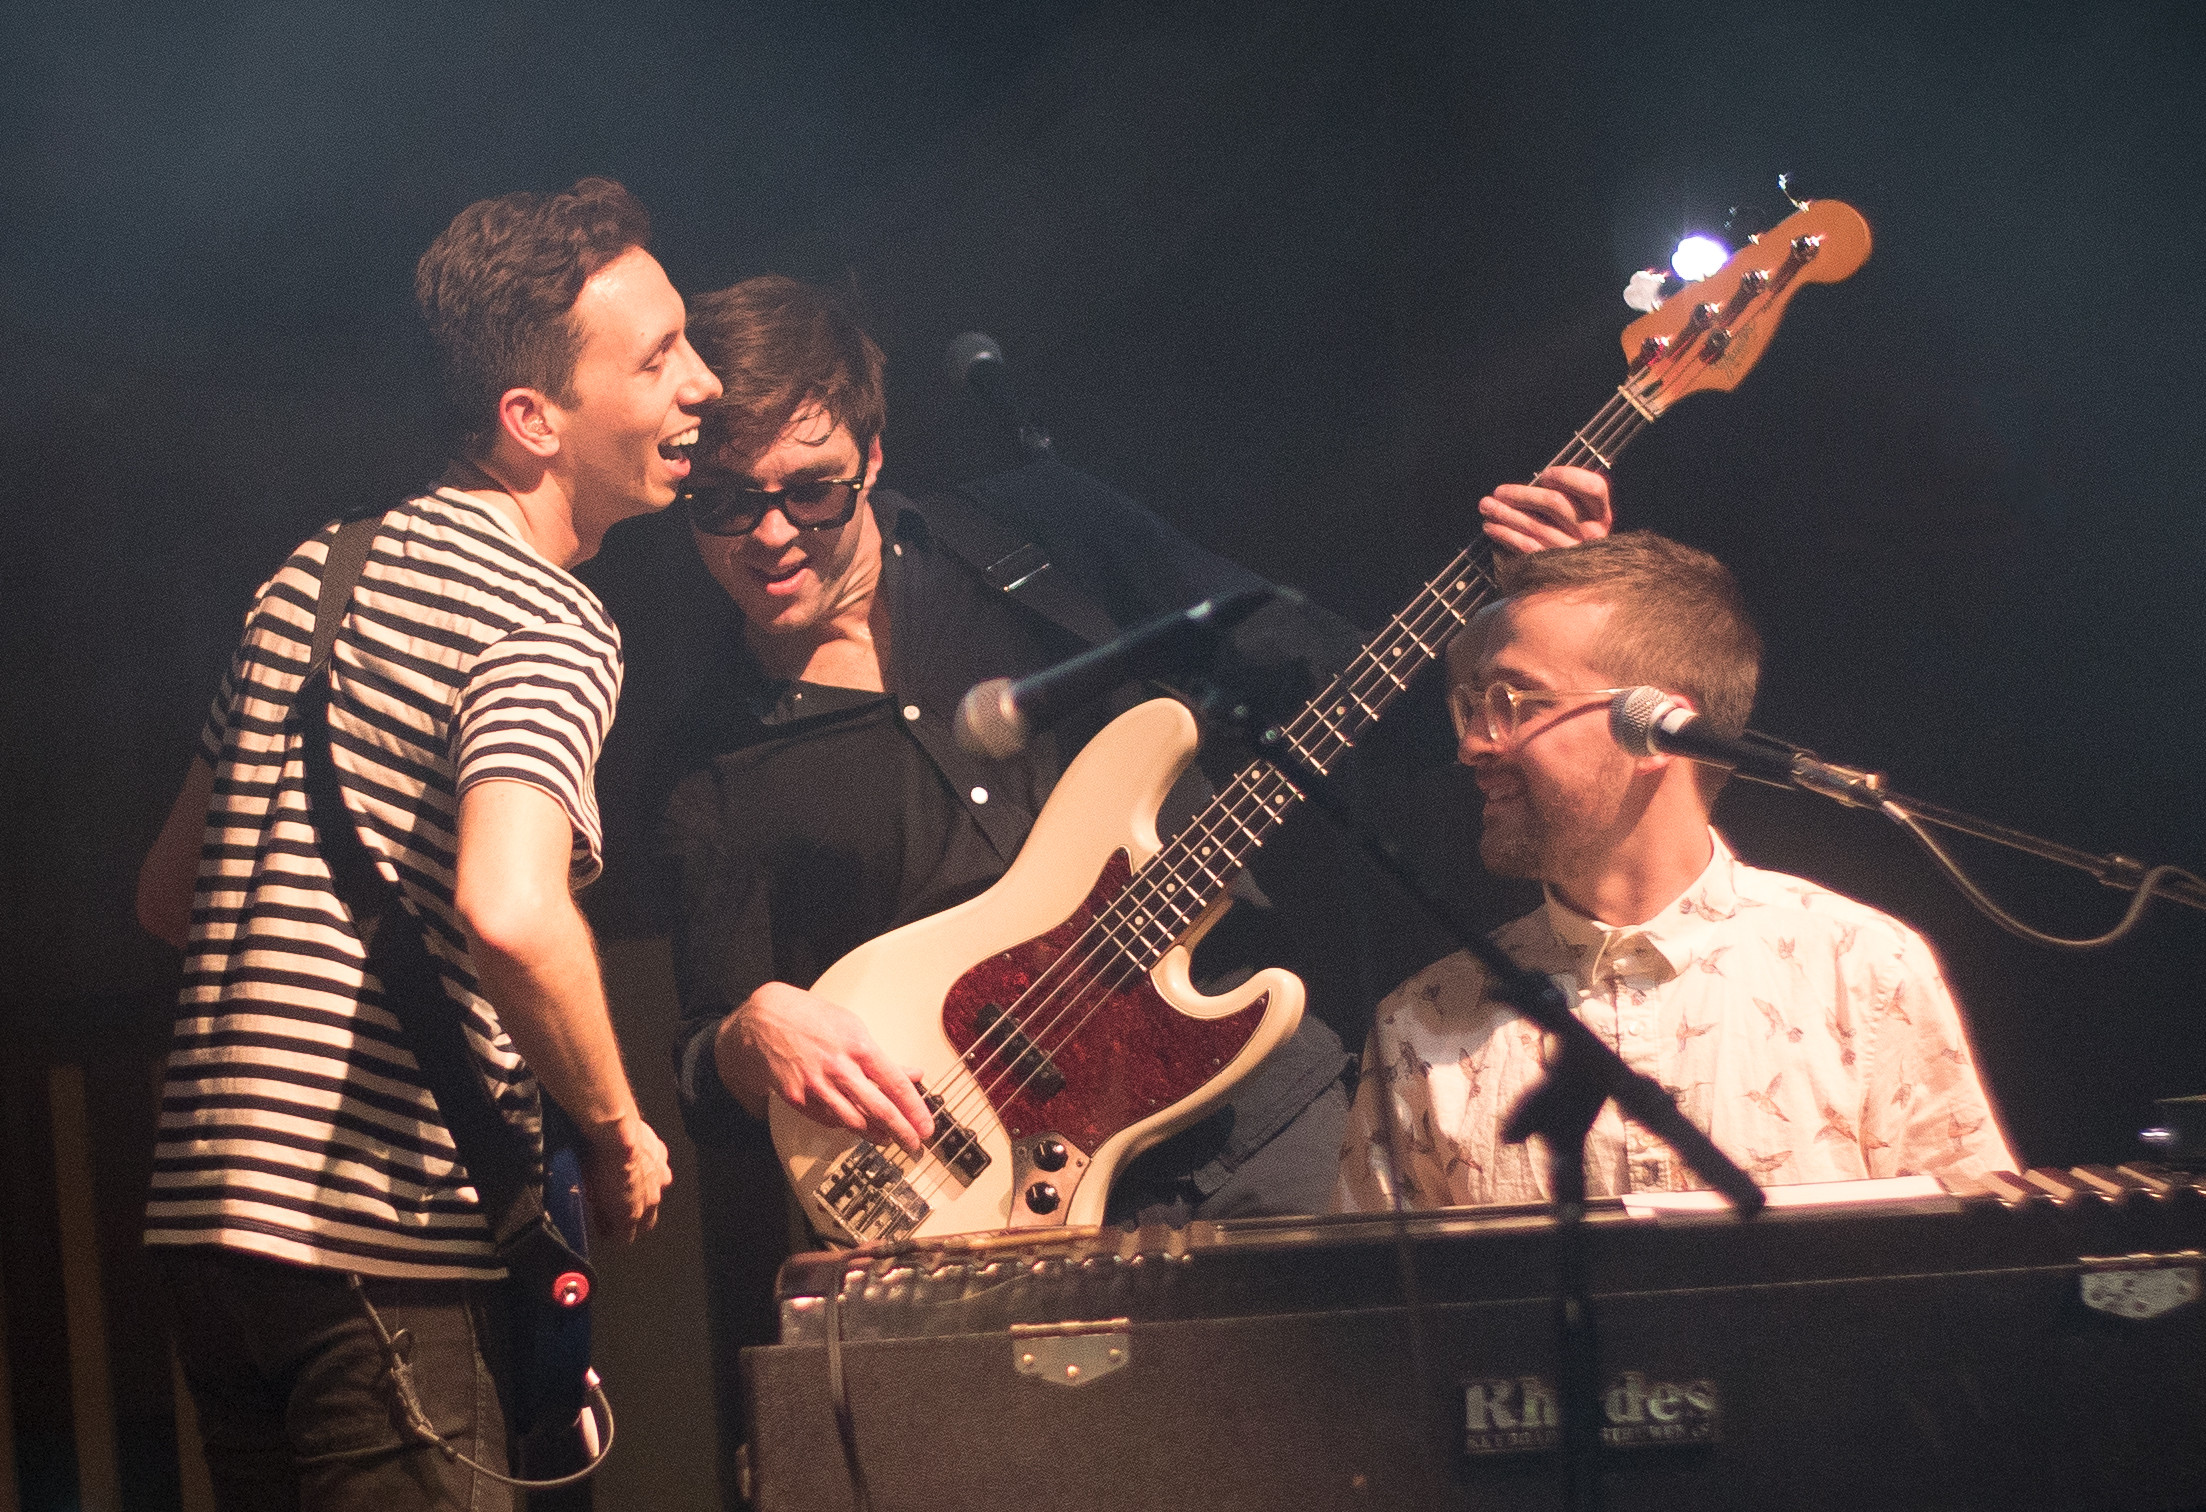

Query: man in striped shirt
<box><xmin>135</xmin><ymin>178</ymin><xmax>715</xmax><ymax>1508</ymax></box>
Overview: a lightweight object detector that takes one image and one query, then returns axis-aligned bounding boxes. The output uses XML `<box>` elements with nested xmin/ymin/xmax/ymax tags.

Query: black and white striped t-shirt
<box><xmin>147</xmin><ymin>489</ymin><xmax>621</xmax><ymax>1280</ymax></box>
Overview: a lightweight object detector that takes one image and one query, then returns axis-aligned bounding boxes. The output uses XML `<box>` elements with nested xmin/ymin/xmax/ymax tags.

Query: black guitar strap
<box><xmin>904</xmin><ymin>484</ymin><xmax>1121</xmax><ymax>649</ymax></box>
<box><xmin>290</xmin><ymin>514</ymin><xmax>592</xmax><ymax>1309</ymax></box>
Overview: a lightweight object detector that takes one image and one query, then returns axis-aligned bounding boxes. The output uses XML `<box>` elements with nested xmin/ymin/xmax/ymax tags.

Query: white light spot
<box><xmin>902</xmin><ymin>704</ymin><xmax>921</xmax><ymax>721</ymax></box>
<box><xmin>1672</xmin><ymin>235</ymin><xmax>1729</xmax><ymax>283</ymax></box>
<box><xmin>970</xmin><ymin>786</ymin><xmax>989</xmax><ymax>804</ymax></box>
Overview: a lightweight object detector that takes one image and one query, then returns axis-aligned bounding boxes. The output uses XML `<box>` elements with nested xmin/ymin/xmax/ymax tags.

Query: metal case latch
<box><xmin>2080</xmin><ymin>1251</ymin><xmax>2203</xmax><ymax>1320</ymax></box>
<box><xmin>1011</xmin><ymin>1318</ymin><xmax>1131</xmax><ymax>1387</ymax></box>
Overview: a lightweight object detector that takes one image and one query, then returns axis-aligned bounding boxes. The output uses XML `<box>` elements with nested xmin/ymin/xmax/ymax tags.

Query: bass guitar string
<box><xmin>927</xmin><ymin>374</ymin><xmax>1667</xmax><ymax>1135</ymax></box>
<box><xmin>884</xmin><ymin>307</ymin><xmax>1747</xmax><ymax>1212</ymax></box>
<box><xmin>938</xmin><ymin>562</ymin><xmax>1500</xmax><ymax>1133</ymax></box>
<box><xmin>882</xmin><ymin>511</ymin><xmax>1544</xmax><ymax>1205</ymax></box>
<box><xmin>880</xmin><ymin>570</ymin><xmax>1486</xmax><ymax>1207</ymax></box>
<box><xmin>849</xmin><ymin>373</ymin><xmax>1668</xmax><ymax>1221</ymax></box>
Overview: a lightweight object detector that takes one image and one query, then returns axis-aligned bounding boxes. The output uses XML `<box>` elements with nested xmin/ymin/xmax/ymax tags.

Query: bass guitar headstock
<box><xmin>1619</xmin><ymin>199</ymin><xmax>1871</xmax><ymax>416</ymax></box>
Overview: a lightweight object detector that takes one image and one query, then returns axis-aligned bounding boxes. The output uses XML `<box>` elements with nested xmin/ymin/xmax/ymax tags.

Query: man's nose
<box><xmin>748</xmin><ymin>504</ymin><xmax>801</xmax><ymax>548</ymax></box>
<box><xmin>679</xmin><ymin>339</ymin><xmax>722</xmax><ymax>405</ymax></box>
<box><xmin>1456</xmin><ymin>721</ymin><xmax>1502</xmax><ymax>768</ymax></box>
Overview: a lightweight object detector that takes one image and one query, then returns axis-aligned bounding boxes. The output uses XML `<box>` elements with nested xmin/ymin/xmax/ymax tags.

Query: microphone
<box><xmin>945</xmin><ymin>331</ymin><xmax>1052</xmax><ymax>460</ymax></box>
<box><xmin>955</xmin><ymin>586</ymin><xmax>1275</xmax><ymax>759</ymax></box>
<box><xmin>1608</xmin><ymin>687</ymin><xmax>1889</xmax><ymax>808</ymax></box>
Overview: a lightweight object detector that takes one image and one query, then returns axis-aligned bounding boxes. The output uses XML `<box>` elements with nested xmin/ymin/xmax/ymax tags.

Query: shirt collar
<box><xmin>428</xmin><ymin>485</ymin><xmax>540</xmax><ymax>558</ymax></box>
<box><xmin>1538</xmin><ymin>828</ymin><xmax>1741</xmax><ymax>984</ymax></box>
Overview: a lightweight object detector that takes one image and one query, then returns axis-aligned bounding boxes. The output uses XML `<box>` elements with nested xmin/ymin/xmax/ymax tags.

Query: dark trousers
<box><xmin>159</xmin><ymin>1246</ymin><xmax>514</xmax><ymax>1512</ymax></box>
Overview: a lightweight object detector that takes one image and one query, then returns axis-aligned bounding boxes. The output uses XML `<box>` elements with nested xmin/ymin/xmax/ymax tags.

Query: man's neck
<box><xmin>749</xmin><ymin>614</ymin><xmax>887</xmax><ymax>691</ymax></box>
<box><xmin>440</xmin><ymin>456</ymin><xmax>591</xmax><ymax>567</ymax></box>
<box><xmin>1547</xmin><ymin>820</ymin><xmax>1715</xmax><ymax>928</ymax></box>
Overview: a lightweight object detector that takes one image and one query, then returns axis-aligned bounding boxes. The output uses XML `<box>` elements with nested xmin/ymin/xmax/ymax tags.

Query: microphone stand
<box><xmin>945</xmin><ymin>332</ymin><xmax>1055</xmax><ymax>464</ymax></box>
<box><xmin>1188</xmin><ymin>684</ymin><xmax>1766</xmax><ymax>1512</ymax></box>
<box><xmin>1726</xmin><ymin>738</ymin><xmax>2206</xmax><ymax>946</ymax></box>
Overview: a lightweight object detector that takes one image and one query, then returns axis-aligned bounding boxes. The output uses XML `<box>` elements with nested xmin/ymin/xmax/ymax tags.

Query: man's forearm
<box><xmin>468</xmin><ymin>896</ymin><xmax>640</xmax><ymax>1133</ymax></box>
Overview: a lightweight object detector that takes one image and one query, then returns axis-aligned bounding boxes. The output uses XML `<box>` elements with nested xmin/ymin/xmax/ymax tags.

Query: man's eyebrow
<box><xmin>732</xmin><ymin>458</ymin><xmax>856</xmax><ymax>489</ymax></box>
<box><xmin>1483</xmin><ymin>659</ymin><xmax>1554</xmax><ymax>689</ymax></box>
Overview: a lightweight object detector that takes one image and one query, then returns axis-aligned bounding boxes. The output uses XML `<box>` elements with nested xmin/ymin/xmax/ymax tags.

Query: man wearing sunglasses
<box><xmin>577</xmin><ymin>273</ymin><xmax>1611</xmax><ymax>1501</ymax></box>
<box><xmin>1337</xmin><ymin>531</ymin><xmax>2015</xmax><ymax>1211</ymax></box>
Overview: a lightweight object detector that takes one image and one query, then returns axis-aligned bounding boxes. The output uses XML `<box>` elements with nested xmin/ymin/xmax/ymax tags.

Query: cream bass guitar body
<box><xmin>771</xmin><ymin>198</ymin><xmax>1872</xmax><ymax>1246</ymax></box>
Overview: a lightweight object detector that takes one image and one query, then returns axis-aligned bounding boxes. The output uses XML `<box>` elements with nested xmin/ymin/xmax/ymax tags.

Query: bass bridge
<box><xmin>815</xmin><ymin>1091</ymin><xmax>993</xmax><ymax>1243</ymax></box>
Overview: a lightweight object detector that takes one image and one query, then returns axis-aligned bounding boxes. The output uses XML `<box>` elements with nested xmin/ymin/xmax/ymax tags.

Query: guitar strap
<box><xmin>904</xmin><ymin>484</ymin><xmax>1121</xmax><ymax>650</ymax></box>
<box><xmin>288</xmin><ymin>512</ymin><xmax>596</xmax><ymax>1436</ymax></box>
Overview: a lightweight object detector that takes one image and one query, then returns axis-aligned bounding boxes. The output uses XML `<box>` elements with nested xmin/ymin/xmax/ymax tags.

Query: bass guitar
<box><xmin>772</xmin><ymin>198</ymin><xmax>1873</xmax><ymax>1244</ymax></box>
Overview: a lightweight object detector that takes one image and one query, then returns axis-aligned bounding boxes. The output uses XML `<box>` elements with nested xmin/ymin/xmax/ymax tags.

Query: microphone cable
<box><xmin>1878</xmin><ymin>801</ymin><xmax>2203</xmax><ymax>952</ymax></box>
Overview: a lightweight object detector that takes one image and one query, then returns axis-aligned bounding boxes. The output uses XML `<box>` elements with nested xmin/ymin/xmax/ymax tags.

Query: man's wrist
<box><xmin>714</xmin><ymin>1004</ymin><xmax>771</xmax><ymax>1117</ymax></box>
<box><xmin>575</xmin><ymin>1107</ymin><xmax>647</xmax><ymax>1148</ymax></box>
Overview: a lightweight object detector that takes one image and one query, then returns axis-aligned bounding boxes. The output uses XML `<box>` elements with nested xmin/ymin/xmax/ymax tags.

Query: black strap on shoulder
<box><xmin>903</xmin><ymin>486</ymin><xmax>1121</xmax><ymax>648</ymax></box>
<box><xmin>292</xmin><ymin>515</ymin><xmax>590</xmax><ymax>1292</ymax></box>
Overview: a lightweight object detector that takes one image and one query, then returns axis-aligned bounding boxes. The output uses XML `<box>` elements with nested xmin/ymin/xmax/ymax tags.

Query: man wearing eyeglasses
<box><xmin>578</xmin><ymin>273</ymin><xmax>1611</xmax><ymax>1500</ymax></box>
<box><xmin>1336</xmin><ymin>531</ymin><xmax>2016</xmax><ymax>1211</ymax></box>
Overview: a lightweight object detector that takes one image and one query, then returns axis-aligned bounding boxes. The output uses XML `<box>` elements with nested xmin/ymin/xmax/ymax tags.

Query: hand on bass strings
<box><xmin>717</xmin><ymin>982</ymin><xmax>934</xmax><ymax>1155</ymax></box>
<box><xmin>578</xmin><ymin>1111</ymin><xmax>674</xmax><ymax>1243</ymax></box>
<box><xmin>1479</xmin><ymin>465</ymin><xmax>1613</xmax><ymax>553</ymax></box>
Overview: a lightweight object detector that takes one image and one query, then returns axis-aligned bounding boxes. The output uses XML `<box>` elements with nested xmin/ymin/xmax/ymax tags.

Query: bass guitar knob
<box><xmin>1024</xmin><ymin>1182</ymin><xmax>1061</xmax><ymax>1215</ymax></box>
<box><xmin>1032</xmin><ymin>1138</ymin><xmax>1069</xmax><ymax>1172</ymax></box>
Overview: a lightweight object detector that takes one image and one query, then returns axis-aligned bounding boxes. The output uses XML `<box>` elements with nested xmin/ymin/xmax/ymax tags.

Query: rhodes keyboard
<box><xmin>742</xmin><ymin>1166</ymin><xmax>2206</xmax><ymax>1512</ymax></box>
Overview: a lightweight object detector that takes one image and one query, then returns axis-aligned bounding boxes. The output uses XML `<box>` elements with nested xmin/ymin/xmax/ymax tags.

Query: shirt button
<box><xmin>971</xmin><ymin>786</ymin><xmax>989</xmax><ymax>805</ymax></box>
<box><xmin>902</xmin><ymin>704</ymin><xmax>921</xmax><ymax>722</ymax></box>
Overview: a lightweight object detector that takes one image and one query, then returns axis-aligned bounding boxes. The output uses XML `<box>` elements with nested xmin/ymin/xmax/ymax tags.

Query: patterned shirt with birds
<box><xmin>1336</xmin><ymin>830</ymin><xmax>2017</xmax><ymax>1211</ymax></box>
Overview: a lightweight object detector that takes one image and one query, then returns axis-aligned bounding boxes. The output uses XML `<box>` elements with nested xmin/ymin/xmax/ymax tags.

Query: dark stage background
<box><xmin>3</xmin><ymin>2</ymin><xmax>2202</xmax><ymax>1508</ymax></box>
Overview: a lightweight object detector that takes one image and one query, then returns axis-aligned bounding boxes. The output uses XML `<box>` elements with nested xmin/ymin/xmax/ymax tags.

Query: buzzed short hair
<box><xmin>685</xmin><ymin>275</ymin><xmax>886</xmax><ymax>471</ymax></box>
<box><xmin>414</xmin><ymin>177</ymin><xmax>652</xmax><ymax>449</ymax></box>
<box><xmin>1448</xmin><ymin>532</ymin><xmax>1762</xmax><ymax>800</ymax></box>
<box><xmin>1487</xmin><ymin>530</ymin><xmax>1762</xmax><ymax>736</ymax></box>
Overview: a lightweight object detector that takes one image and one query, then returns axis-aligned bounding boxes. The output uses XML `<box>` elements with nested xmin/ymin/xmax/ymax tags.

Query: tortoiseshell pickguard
<box><xmin>940</xmin><ymin>849</ymin><xmax>1267</xmax><ymax>1149</ymax></box>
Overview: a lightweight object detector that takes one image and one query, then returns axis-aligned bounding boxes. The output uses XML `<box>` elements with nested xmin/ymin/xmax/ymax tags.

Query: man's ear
<box><xmin>862</xmin><ymin>432</ymin><xmax>884</xmax><ymax>491</ymax></box>
<box><xmin>496</xmin><ymin>387</ymin><xmax>560</xmax><ymax>461</ymax></box>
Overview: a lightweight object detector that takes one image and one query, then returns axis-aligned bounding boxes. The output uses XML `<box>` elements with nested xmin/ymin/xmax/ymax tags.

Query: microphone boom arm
<box><xmin>1622</xmin><ymin>688</ymin><xmax>2206</xmax><ymax>944</ymax></box>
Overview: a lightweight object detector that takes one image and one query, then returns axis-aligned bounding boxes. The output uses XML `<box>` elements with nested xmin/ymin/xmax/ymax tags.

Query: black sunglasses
<box><xmin>680</xmin><ymin>473</ymin><xmax>867</xmax><ymax>537</ymax></box>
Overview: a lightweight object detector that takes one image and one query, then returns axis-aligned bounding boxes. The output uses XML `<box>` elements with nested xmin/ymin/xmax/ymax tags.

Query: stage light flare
<box><xmin>1671</xmin><ymin>234</ymin><xmax>1729</xmax><ymax>283</ymax></box>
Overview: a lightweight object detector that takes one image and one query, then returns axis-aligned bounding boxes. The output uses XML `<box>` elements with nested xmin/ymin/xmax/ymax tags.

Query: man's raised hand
<box><xmin>1479</xmin><ymin>465</ymin><xmax>1613</xmax><ymax>554</ymax></box>
<box><xmin>718</xmin><ymin>981</ymin><xmax>935</xmax><ymax>1155</ymax></box>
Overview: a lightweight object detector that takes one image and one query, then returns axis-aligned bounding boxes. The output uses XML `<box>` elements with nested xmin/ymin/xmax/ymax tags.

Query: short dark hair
<box><xmin>685</xmin><ymin>276</ymin><xmax>886</xmax><ymax>470</ymax></box>
<box><xmin>414</xmin><ymin>177</ymin><xmax>652</xmax><ymax>449</ymax></box>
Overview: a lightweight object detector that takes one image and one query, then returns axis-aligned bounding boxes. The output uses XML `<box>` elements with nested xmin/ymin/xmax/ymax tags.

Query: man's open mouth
<box><xmin>658</xmin><ymin>425</ymin><xmax>700</xmax><ymax>461</ymax></box>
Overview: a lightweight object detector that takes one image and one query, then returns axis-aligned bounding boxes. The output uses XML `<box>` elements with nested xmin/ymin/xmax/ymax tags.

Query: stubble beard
<box><xmin>1478</xmin><ymin>782</ymin><xmax>1618</xmax><ymax>889</ymax></box>
<box><xmin>1478</xmin><ymin>805</ymin><xmax>1545</xmax><ymax>881</ymax></box>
